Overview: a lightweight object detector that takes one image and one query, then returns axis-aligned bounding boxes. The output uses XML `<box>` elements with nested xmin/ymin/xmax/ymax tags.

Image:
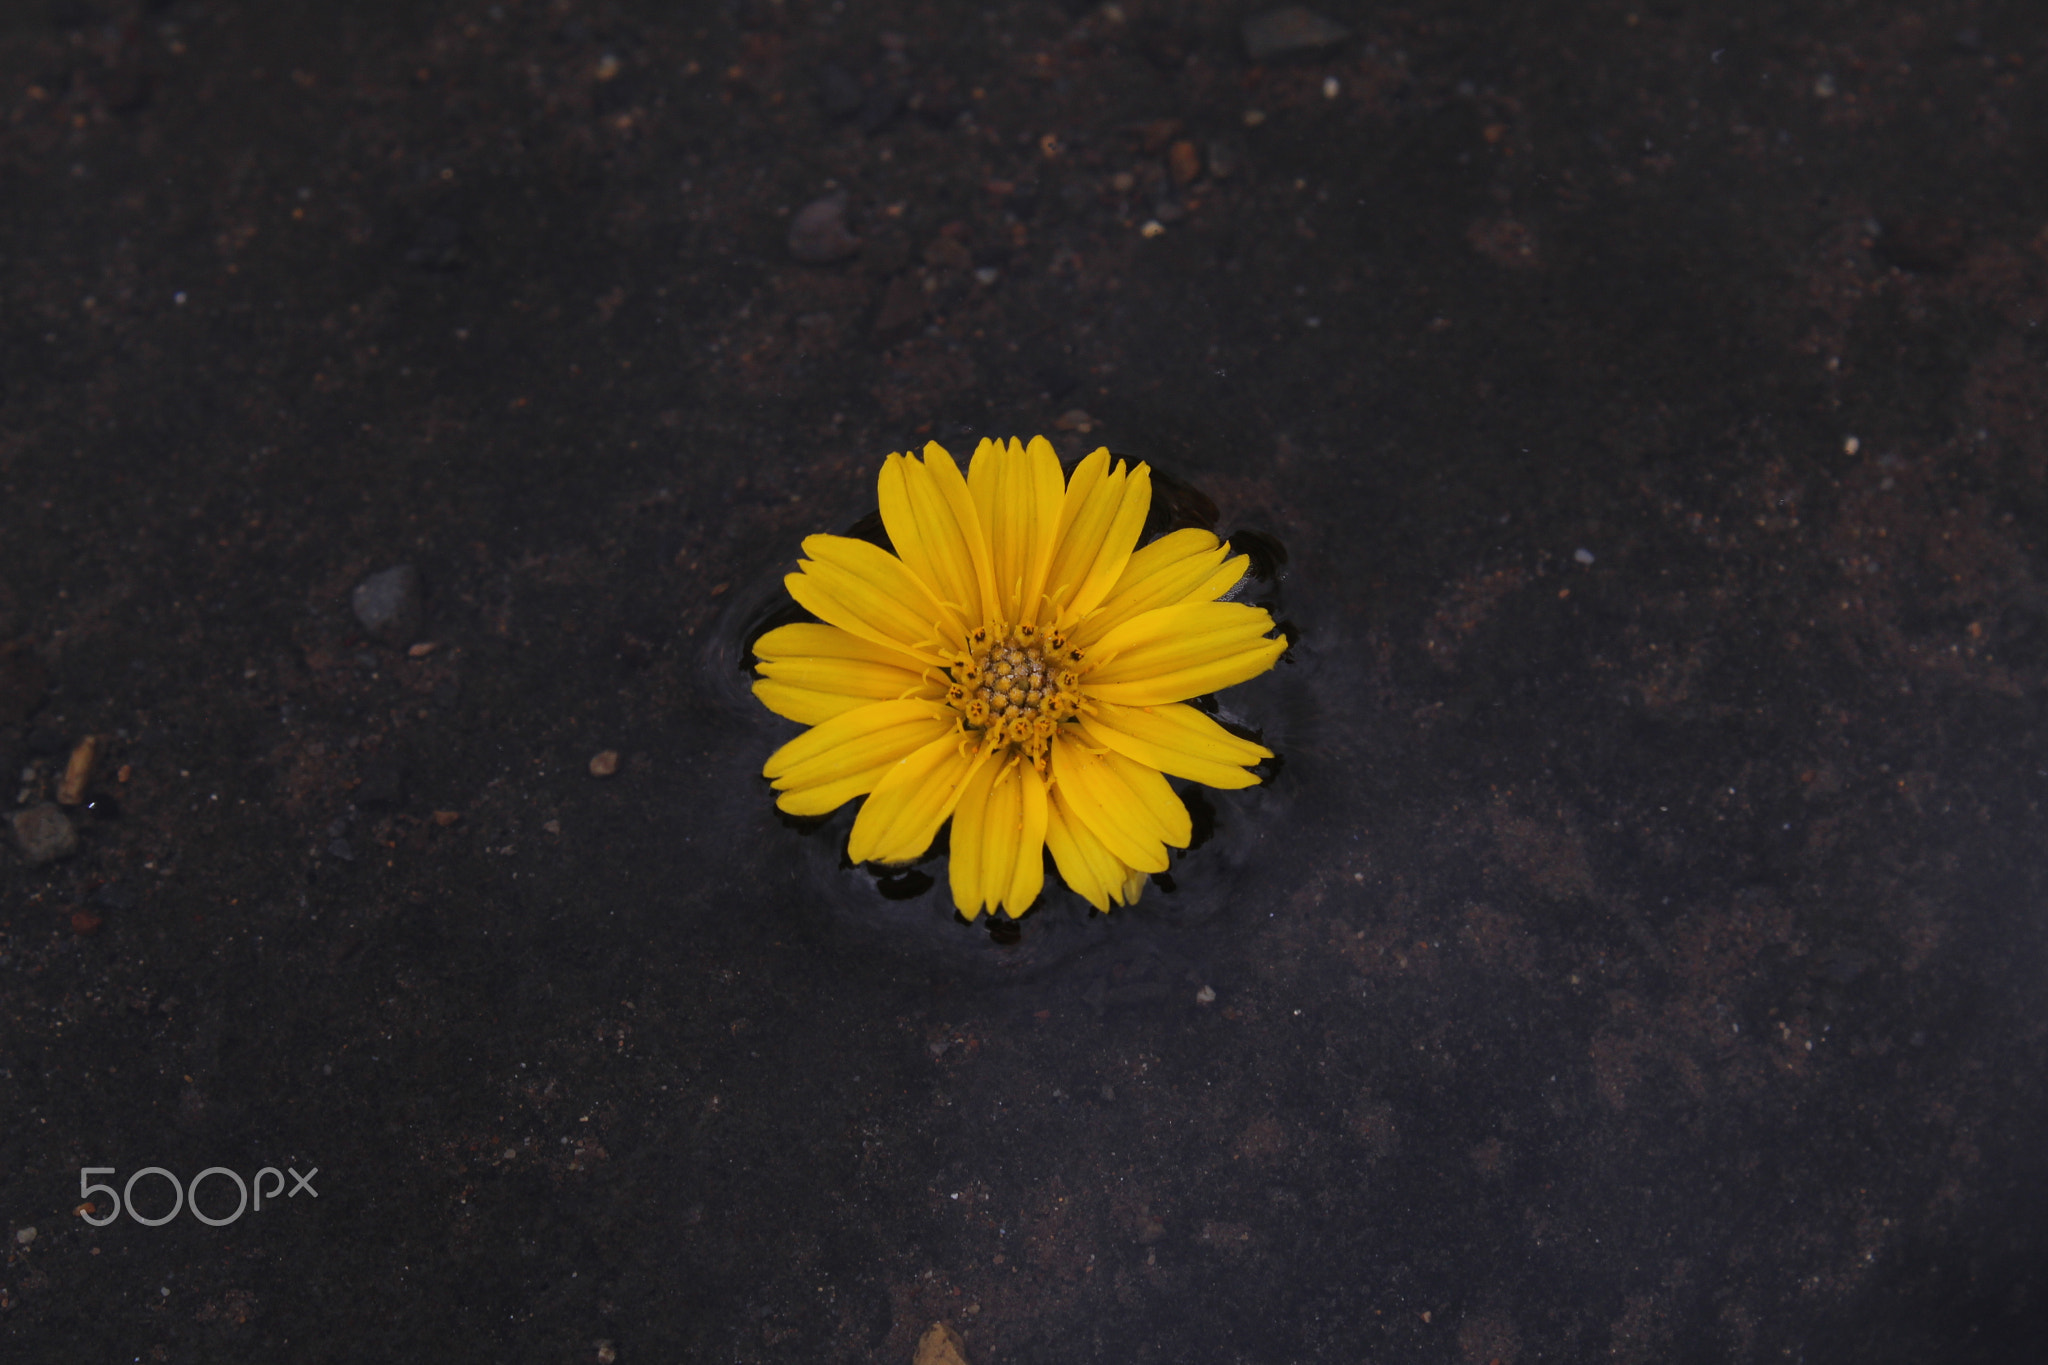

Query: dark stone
<box><xmin>0</xmin><ymin>639</ymin><xmax>47</xmax><ymax>727</ymax></box>
<box><xmin>22</xmin><ymin>724</ymin><xmax>68</xmax><ymax>757</ymax></box>
<box><xmin>402</xmin><ymin>216</ymin><xmax>466</xmax><ymax>271</ymax></box>
<box><xmin>358</xmin><ymin>755</ymin><xmax>407</xmax><ymax>809</ymax></box>
<box><xmin>856</xmin><ymin>86</ymin><xmax>901</xmax><ymax>135</ymax></box>
<box><xmin>818</xmin><ymin>63</ymin><xmax>863</xmax><ymax>119</ymax></box>
<box><xmin>859</xmin><ymin>230</ymin><xmax>912</xmax><ymax>277</ymax></box>
<box><xmin>871</xmin><ymin>273</ymin><xmax>927</xmax><ymax>340</ymax></box>
<box><xmin>1875</xmin><ymin>217</ymin><xmax>1967</xmax><ymax>274</ymax></box>
<box><xmin>93</xmin><ymin>881</ymin><xmax>137</xmax><ymax>911</ymax></box>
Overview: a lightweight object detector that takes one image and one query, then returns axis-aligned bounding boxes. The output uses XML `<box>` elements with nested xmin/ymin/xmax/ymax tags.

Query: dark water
<box><xmin>4</xmin><ymin>2</ymin><xmax>2047</xmax><ymax>1362</ymax></box>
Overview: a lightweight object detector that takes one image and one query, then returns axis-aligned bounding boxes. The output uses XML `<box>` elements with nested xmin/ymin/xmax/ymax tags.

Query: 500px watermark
<box><xmin>75</xmin><ymin>1166</ymin><xmax>319</xmax><ymax>1227</ymax></box>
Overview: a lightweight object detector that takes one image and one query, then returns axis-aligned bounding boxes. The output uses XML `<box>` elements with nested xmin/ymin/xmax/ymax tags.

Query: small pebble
<box><xmin>57</xmin><ymin>734</ymin><xmax>98</xmax><ymax>805</ymax></box>
<box><xmin>14</xmin><ymin>1227</ymin><xmax>34</xmax><ymax>1246</ymax></box>
<box><xmin>588</xmin><ymin>750</ymin><xmax>621</xmax><ymax>777</ymax></box>
<box><xmin>351</xmin><ymin>565</ymin><xmax>422</xmax><ymax>644</ymax></box>
<box><xmin>1573</xmin><ymin>547</ymin><xmax>1596</xmax><ymax>565</ymax></box>
<box><xmin>922</xmin><ymin>235</ymin><xmax>973</xmax><ymax>272</ymax></box>
<box><xmin>1167</xmin><ymin>139</ymin><xmax>1201</xmax><ymax>185</ymax></box>
<box><xmin>787</xmin><ymin>193</ymin><xmax>861</xmax><ymax>264</ymax></box>
<box><xmin>10</xmin><ymin>803</ymin><xmax>78</xmax><ymax>865</ymax></box>
<box><xmin>1195</xmin><ymin>985</ymin><xmax>1217</xmax><ymax>1004</ymax></box>
<box><xmin>914</xmin><ymin>1322</ymin><xmax>971</xmax><ymax>1365</ymax></box>
<box><xmin>1206</xmin><ymin>135</ymin><xmax>1247</xmax><ymax>180</ymax></box>
<box><xmin>1241</xmin><ymin>6</ymin><xmax>1352</xmax><ymax>62</ymax></box>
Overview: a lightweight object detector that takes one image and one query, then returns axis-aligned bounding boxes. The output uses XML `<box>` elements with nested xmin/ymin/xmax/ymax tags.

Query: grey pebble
<box><xmin>1241</xmin><ymin>6</ymin><xmax>1352</xmax><ymax>61</ymax></box>
<box><xmin>1206</xmin><ymin>134</ymin><xmax>1248</xmax><ymax>180</ymax></box>
<box><xmin>11</xmin><ymin>802</ymin><xmax>78</xmax><ymax>865</ymax></box>
<box><xmin>787</xmin><ymin>193</ymin><xmax>861</xmax><ymax>264</ymax></box>
<box><xmin>351</xmin><ymin>565</ymin><xmax>422</xmax><ymax>644</ymax></box>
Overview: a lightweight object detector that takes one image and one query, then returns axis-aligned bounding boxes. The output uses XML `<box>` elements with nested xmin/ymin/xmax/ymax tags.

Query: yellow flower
<box><xmin>753</xmin><ymin>436</ymin><xmax>1286</xmax><ymax>919</ymax></box>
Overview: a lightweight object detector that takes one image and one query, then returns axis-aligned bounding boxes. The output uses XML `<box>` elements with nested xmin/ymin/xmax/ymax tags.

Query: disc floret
<box><xmin>942</xmin><ymin>622</ymin><xmax>1082</xmax><ymax>771</ymax></box>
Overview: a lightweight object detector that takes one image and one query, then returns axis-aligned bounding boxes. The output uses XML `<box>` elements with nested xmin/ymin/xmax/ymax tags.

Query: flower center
<box><xmin>942</xmin><ymin>623</ymin><xmax>1085</xmax><ymax>769</ymax></box>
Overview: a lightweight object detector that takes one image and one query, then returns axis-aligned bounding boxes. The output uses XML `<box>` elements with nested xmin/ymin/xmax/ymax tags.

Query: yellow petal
<box><xmin>1070</xmin><ymin>530</ymin><xmax>1244</xmax><ymax>648</ymax></box>
<box><xmin>1085</xmin><ymin>633</ymin><xmax>1287</xmax><ymax>707</ymax></box>
<box><xmin>774</xmin><ymin>768</ymin><xmax>892</xmax><ymax>818</ymax></box>
<box><xmin>1044</xmin><ymin>450</ymin><xmax>1152</xmax><ymax>624</ymax></box>
<box><xmin>1102</xmin><ymin>749</ymin><xmax>1193</xmax><ymax>846</ymax></box>
<box><xmin>846</xmin><ymin>732</ymin><xmax>992</xmax><ymax>865</ymax></box>
<box><xmin>763</xmin><ymin>698</ymin><xmax>954</xmax><ymax>795</ymax></box>
<box><xmin>1087</xmin><ymin>599</ymin><xmax>1276</xmax><ymax>676</ymax></box>
<box><xmin>1047</xmin><ymin>733</ymin><xmax>1173</xmax><ymax>872</ymax></box>
<box><xmin>948</xmin><ymin>756</ymin><xmax>1050</xmax><ymax>919</ymax></box>
<box><xmin>752</xmin><ymin>679</ymin><xmax>871</xmax><ymax>726</ymax></box>
<box><xmin>1003</xmin><ymin>765</ymin><xmax>1049</xmax><ymax>914</ymax></box>
<box><xmin>1077</xmin><ymin>701</ymin><xmax>1270</xmax><ymax>789</ymax></box>
<box><xmin>755</xmin><ymin>654</ymin><xmax>935</xmax><ymax>701</ymax></box>
<box><xmin>753</xmin><ymin>622</ymin><xmax>926</xmax><ymax>671</ymax></box>
<box><xmin>947</xmin><ymin>759</ymin><xmax>1000</xmax><ymax>920</ymax></box>
<box><xmin>877</xmin><ymin>448</ymin><xmax>987</xmax><ymax>639</ymax></box>
<box><xmin>754</xmin><ymin>621</ymin><xmax>941</xmax><ymax>724</ymax></box>
<box><xmin>968</xmin><ymin>435</ymin><xmax>1065</xmax><ymax>627</ymax></box>
<box><xmin>922</xmin><ymin>442</ymin><xmax>1001</xmax><ymax>623</ymax></box>
<box><xmin>1044</xmin><ymin>785</ymin><xmax>1130</xmax><ymax>912</ymax></box>
<box><xmin>785</xmin><ymin>541</ymin><xmax>949</xmax><ymax>666</ymax></box>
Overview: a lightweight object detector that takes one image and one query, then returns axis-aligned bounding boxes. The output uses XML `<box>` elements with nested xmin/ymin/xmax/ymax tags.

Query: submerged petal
<box><xmin>1078</xmin><ymin>701</ymin><xmax>1271</xmax><ymax>790</ymax></box>
<box><xmin>948</xmin><ymin>756</ymin><xmax>1050</xmax><ymax>919</ymax></box>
